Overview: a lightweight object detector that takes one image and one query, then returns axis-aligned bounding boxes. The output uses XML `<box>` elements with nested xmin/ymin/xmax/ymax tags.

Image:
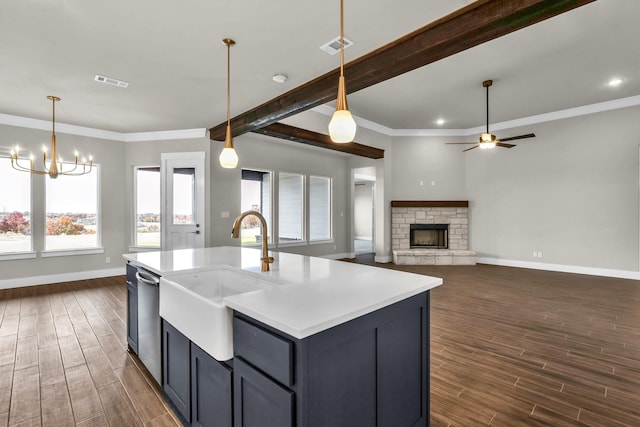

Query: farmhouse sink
<box><xmin>159</xmin><ymin>267</ymin><xmax>273</xmax><ymax>361</ymax></box>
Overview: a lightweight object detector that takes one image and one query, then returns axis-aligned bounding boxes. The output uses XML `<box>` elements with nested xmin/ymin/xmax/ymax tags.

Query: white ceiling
<box><xmin>1</xmin><ymin>0</ymin><xmax>638</xmax><ymax>135</ymax></box>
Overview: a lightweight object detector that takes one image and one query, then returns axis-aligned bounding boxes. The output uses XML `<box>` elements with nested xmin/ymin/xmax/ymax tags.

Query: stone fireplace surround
<box><xmin>392</xmin><ymin>201</ymin><xmax>477</xmax><ymax>265</ymax></box>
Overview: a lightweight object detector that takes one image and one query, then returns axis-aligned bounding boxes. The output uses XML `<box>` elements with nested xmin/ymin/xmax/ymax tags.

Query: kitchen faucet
<box><xmin>231</xmin><ymin>210</ymin><xmax>274</xmax><ymax>272</ymax></box>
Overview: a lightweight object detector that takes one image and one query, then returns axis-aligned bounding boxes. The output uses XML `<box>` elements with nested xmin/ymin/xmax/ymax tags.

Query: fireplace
<box><xmin>410</xmin><ymin>224</ymin><xmax>448</xmax><ymax>249</ymax></box>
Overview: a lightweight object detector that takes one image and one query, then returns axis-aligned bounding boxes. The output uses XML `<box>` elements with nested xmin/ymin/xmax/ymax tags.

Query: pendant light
<box><xmin>328</xmin><ymin>0</ymin><xmax>356</xmax><ymax>143</ymax></box>
<box><xmin>219</xmin><ymin>38</ymin><xmax>239</xmax><ymax>169</ymax></box>
<box><xmin>10</xmin><ymin>96</ymin><xmax>93</xmax><ymax>179</ymax></box>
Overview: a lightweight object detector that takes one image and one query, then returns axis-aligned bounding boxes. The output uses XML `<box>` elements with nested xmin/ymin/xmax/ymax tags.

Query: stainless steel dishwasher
<box><xmin>135</xmin><ymin>267</ymin><xmax>162</xmax><ymax>383</ymax></box>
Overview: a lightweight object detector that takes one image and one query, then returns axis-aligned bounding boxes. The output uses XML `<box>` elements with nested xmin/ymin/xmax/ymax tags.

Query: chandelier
<box><xmin>10</xmin><ymin>96</ymin><xmax>93</xmax><ymax>179</ymax></box>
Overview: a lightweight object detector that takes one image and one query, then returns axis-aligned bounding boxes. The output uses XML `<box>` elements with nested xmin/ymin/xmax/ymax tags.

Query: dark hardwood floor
<box><xmin>0</xmin><ymin>277</ymin><xmax>179</xmax><ymax>427</ymax></box>
<box><xmin>1</xmin><ymin>263</ymin><xmax>639</xmax><ymax>426</ymax></box>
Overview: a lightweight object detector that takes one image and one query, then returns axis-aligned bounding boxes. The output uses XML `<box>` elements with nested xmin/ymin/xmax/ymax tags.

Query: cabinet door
<box><xmin>191</xmin><ymin>343</ymin><xmax>233</xmax><ymax>427</ymax></box>
<box><xmin>162</xmin><ymin>320</ymin><xmax>191</xmax><ymax>423</ymax></box>
<box><xmin>126</xmin><ymin>281</ymin><xmax>138</xmax><ymax>353</ymax></box>
<box><xmin>234</xmin><ymin>357</ymin><xmax>294</xmax><ymax>427</ymax></box>
<box><xmin>377</xmin><ymin>294</ymin><xmax>428</xmax><ymax>427</ymax></box>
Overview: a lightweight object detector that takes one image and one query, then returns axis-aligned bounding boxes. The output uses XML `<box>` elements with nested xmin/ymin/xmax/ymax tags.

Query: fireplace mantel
<box><xmin>391</xmin><ymin>200</ymin><xmax>468</xmax><ymax>208</ymax></box>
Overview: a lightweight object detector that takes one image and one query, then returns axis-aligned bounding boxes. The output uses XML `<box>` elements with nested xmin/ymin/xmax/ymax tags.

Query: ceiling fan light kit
<box><xmin>446</xmin><ymin>79</ymin><xmax>535</xmax><ymax>152</ymax></box>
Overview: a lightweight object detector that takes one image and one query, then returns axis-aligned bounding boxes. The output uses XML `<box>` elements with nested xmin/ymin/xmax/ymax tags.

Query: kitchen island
<box><xmin>123</xmin><ymin>246</ymin><xmax>442</xmax><ymax>427</ymax></box>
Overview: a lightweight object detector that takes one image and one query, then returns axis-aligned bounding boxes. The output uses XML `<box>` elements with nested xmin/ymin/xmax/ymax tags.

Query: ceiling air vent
<box><xmin>320</xmin><ymin>36</ymin><xmax>354</xmax><ymax>55</ymax></box>
<box><xmin>94</xmin><ymin>74</ymin><xmax>130</xmax><ymax>88</ymax></box>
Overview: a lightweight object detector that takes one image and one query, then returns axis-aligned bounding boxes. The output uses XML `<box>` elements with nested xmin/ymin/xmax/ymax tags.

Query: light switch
<box><xmin>221</xmin><ymin>211</ymin><xmax>229</xmax><ymax>218</ymax></box>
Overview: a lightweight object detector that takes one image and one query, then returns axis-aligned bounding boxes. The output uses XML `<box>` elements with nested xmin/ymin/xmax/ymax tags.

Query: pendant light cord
<box><xmin>340</xmin><ymin>0</ymin><xmax>345</xmax><ymax>78</ymax></box>
<box><xmin>227</xmin><ymin>42</ymin><xmax>231</xmax><ymax>127</ymax></box>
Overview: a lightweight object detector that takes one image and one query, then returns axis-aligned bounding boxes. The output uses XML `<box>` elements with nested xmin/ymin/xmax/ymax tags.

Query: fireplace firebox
<box><xmin>410</xmin><ymin>224</ymin><xmax>448</xmax><ymax>249</ymax></box>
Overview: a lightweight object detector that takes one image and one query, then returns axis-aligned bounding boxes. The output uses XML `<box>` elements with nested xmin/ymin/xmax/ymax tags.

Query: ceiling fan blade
<box><xmin>463</xmin><ymin>145</ymin><xmax>479</xmax><ymax>152</ymax></box>
<box><xmin>496</xmin><ymin>142</ymin><xmax>516</xmax><ymax>148</ymax></box>
<box><xmin>499</xmin><ymin>133</ymin><xmax>535</xmax><ymax>142</ymax></box>
<box><xmin>446</xmin><ymin>142</ymin><xmax>477</xmax><ymax>145</ymax></box>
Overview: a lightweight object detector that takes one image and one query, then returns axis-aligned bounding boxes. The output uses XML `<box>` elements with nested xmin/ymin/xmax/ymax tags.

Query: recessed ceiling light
<box><xmin>436</xmin><ymin>118</ymin><xmax>445</xmax><ymax>126</ymax></box>
<box><xmin>95</xmin><ymin>74</ymin><xmax>129</xmax><ymax>88</ymax></box>
<box><xmin>272</xmin><ymin>74</ymin><xmax>288</xmax><ymax>83</ymax></box>
<box><xmin>608</xmin><ymin>77</ymin><xmax>623</xmax><ymax>87</ymax></box>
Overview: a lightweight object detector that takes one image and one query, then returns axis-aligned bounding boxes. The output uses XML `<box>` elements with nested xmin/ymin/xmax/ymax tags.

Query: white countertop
<box><xmin>123</xmin><ymin>247</ymin><xmax>442</xmax><ymax>339</ymax></box>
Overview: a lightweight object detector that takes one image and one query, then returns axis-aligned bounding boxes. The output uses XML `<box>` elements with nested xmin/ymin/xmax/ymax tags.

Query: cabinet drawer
<box><xmin>233</xmin><ymin>317</ymin><xmax>294</xmax><ymax>387</ymax></box>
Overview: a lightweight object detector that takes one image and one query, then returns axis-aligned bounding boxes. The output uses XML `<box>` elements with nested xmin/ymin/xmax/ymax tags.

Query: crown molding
<box><xmin>313</xmin><ymin>94</ymin><xmax>640</xmax><ymax>138</ymax></box>
<box><xmin>0</xmin><ymin>113</ymin><xmax>205</xmax><ymax>142</ymax></box>
<box><xmin>4</xmin><ymin>94</ymin><xmax>639</xmax><ymax>143</ymax></box>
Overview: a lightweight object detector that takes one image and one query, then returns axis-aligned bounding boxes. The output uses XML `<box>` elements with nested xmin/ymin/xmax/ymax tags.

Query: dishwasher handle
<box><xmin>136</xmin><ymin>270</ymin><xmax>160</xmax><ymax>286</ymax></box>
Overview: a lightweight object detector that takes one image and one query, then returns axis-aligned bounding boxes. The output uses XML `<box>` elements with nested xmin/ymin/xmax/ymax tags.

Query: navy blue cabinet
<box><xmin>233</xmin><ymin>291</ymin><xmax>430</xmax><ymax>427</ymax></box>
<box><xmin>162</xmin><ymin>319</ymin><xmax>234</xmax><ymax>427</ymax></box>
<box><xmin>162</xmin><ymin>320</ymin><xmax>191</xmax><ymax>424</ymax></box>
<box><xmin>126</xmin><ymin>264</ymin><xmax>138</xmax><ymax>353</ymax></box>
<box><xmin>234</xmin><ymin>357</ymin><xmax>294</xmax><ymax>427</ymax></box>
<box><xmin>191</xmin><ymin>343</ymin><xmax>233</xmax><ymax>427</ymax></box>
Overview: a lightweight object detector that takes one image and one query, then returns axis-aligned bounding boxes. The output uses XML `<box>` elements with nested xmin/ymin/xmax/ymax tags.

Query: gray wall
<box><xmin>0</xmin><ymin>124</ymin><xmax>127</xmax><ymax>281</ymax></box>
<box><xmin>209</xmin><ymin>132</ymin><xmax>351</xmax><ymax>257</ymax></box>
<box><xmin>124</xmin><ymin>137</ymin><xmax>212</xmax><ymax>247</ymax></box>
<box><xmin>390</xmin><ymin>135</ymin><xmax>467</xmax><ymax>200</ymax></box>
<box><xmin>465</xmin><ymin>107</ymin><xmax>640</xmax><ymax>271</ymax></box>
<box><xmin>387</xmin><ymin>107</ymin><xmax>640</xmax><ymax>273</ymax></box>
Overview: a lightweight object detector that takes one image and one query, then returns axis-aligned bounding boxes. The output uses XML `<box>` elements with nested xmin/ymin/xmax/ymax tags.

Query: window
<box><xmin>45</xmin><ymin>165</ymin><xmax>100</xmax><ymax>250</ymax></box>
<box><xmin>172</xmin><ymin>167</ymin><xmax>195</xmax><ymax>225</ymax></box>
<box><xmin>309</xmin><ymin>176</ymin><xmax>331</xmax><ymax>241</ymax></box>
<box><xmin>135</xmin><ymin>167</ymin><xmax>161</xmax><ymax>247</ymax></box>
<box><xmin>278</xmin><ymin>172</ymin><xmax>304</xmax><ymax>243</ymax></box>
<box><xmin>241</xmin><ymin>169</ymin><xmax>272</xmax><ymax>245</ymax></box>
<box><xmin>0</xmin><ymin>157</ymin><xmax>32</xmax><ymax>254</ymax></box>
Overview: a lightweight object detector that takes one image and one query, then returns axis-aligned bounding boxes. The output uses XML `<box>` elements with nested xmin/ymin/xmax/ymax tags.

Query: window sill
<box><xmin>277</xmin><ymin>241</ymin><xmax>308</xmax><ymax>248</ymax></box>
<box><xmin>0</xmin><ymin>251</ymin><xmax>37</xmax><ymax>261</ymax></box>
<box><xmin>41</xmin><ymin>248</ymin><xmax>105</xmax><ymax>258</ymax></box>
<box><xmin>128</xmin><ymin>246</ymin><xmax>162</xmax><ymax>252</ymax></box>
<box><xmin>308</xmin><ymin>239</ymin><xmax>334</xmax><ymax>246</ymax></box>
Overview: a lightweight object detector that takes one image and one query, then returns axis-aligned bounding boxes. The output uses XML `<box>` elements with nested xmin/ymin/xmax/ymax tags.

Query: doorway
<box><xmin>353</xmin><ymin>170</ymin><xmax>376</xmax><ymax>257</ymax></box>
<box><xmin>161</xmin><ymin>152</ymin><xmax>206</xmax><ymax>250</ymax></box>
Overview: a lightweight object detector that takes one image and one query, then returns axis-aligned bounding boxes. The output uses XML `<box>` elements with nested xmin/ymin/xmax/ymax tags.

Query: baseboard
<box><xmin>375</xmin><ymin>255</ymin><xmax>392</xmax><ymax>263</ymax></box>
<box><xmin>477</xmin><ymin>257</ymin><xmax>640</xmax><ymax>280</ymax></box>
<box><xmin>0</xmin><ymin>267</ymin><xmax>127</xmax><ymax>290</ymax></box>
<box><xmin>322</xmin><ymin>252</ymin><xmax>353</xmax><ymax>260</ymax></box>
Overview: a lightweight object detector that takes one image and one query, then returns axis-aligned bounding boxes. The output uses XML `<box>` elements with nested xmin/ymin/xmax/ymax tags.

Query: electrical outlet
<box><xmin>533</xmin><ymin>251</ymin><xmax>537</xmax><ymax>257</ymax></box>
<box><xmin>538</xmin><ymin>251</ymin><xmax>543</xmax><ymax>258</ymax></box>
<box><xmin>106</xmin><ymin>256</ymin><xmax>111</xmax><ymax>264</ymax></box>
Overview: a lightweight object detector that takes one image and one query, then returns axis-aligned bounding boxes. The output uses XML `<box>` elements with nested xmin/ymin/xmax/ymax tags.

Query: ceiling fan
<box><xmin>447</xmin><ymin>80</ymin><xmax>535</xmax><ymax>152</ymax></box>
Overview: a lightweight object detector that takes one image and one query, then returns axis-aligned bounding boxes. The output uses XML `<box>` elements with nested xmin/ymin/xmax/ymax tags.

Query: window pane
<box><xmin>240</xmin><ymin>169</ymin><xmax>272</xmax><ymax>245</ymax></box>
<box><xmin>173</xmin><ymin>168</ymin><xmax>195</xmax><ymax>225</ymax></box>
<box><xmin>310</xmin><ymin>176</ymin><xmax>331</xmax><ymax>241</ymax></box>
<box><xmin>0</xmin><ymin>158</ymin><xmax>32</xmax><ymax>253</ymax></box>
<box><xmin>278</xmin><ymin>172</ymin><xmax>304</xmax><ymax>243</ymax></box>
<box><xmin>135</xmin><ymin>167</ymin><xmax>160</xmax><ymax>247</ymax></box>
<box><xmin>46</xmin><ymin>165</ymin><xmax>99</xmax><ymax>250</ymax></box>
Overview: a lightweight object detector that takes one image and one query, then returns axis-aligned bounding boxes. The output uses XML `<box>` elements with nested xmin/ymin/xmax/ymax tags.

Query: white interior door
<box><xmin>161</xmin><ymin>152</ymin><xmax>206</xmax><ymax>250</ymax></box>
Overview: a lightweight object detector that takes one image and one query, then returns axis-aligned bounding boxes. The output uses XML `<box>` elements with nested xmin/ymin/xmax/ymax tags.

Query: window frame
<box><xmin>240</xmin><ymin>168</ymin><xmax>274</xmax><ymax>247</ymax></box>
<box><xmin>308</xmin><ymin>175</ymin><xmax>333</xmax><ymax>243</ymax></box>
<box><xmin>0</xmin><ymin>156</ymin><xmax>36</xmax><ymax>260</ymax></box>
<box><xmin>277</xmin><ymin>171</ymin><xmax>306</xmax><ymax>246</ymax></box>
<box><xmin>131</xmin><ymin>165</ymin><xmax>162</xmax><ymax>251</ymax></box>
<box><xmin>42</xmin><ymin>163</ymin><xmax>103</xmax><ymax>256</ymax></box>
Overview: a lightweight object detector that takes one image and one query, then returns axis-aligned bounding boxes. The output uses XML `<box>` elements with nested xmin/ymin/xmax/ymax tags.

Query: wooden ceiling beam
<box><xmin>210</xmin><ymin>0</ymin><xmax>596</xmax><ymax>141</ymax></box>
<box><xmin>252</xmin><ymin>123</ymin><xmax>384</xmax><ymax>159</ymax></box>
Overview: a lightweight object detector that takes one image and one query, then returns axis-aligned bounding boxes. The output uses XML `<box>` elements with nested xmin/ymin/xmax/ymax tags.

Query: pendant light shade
<box><xmin>328</xmin><ymin>0</ymin><xmax>356</xmax><ymax>143</ymax></box>
<box><xmin>219</xmin><ymin>125</ymin><xmax>239</xmax><ymax>168</ymax></box>
<box><xmin>219</xmin><ymin>38</ymin><xmax>239</xmax><ymax>168</ymax></box>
